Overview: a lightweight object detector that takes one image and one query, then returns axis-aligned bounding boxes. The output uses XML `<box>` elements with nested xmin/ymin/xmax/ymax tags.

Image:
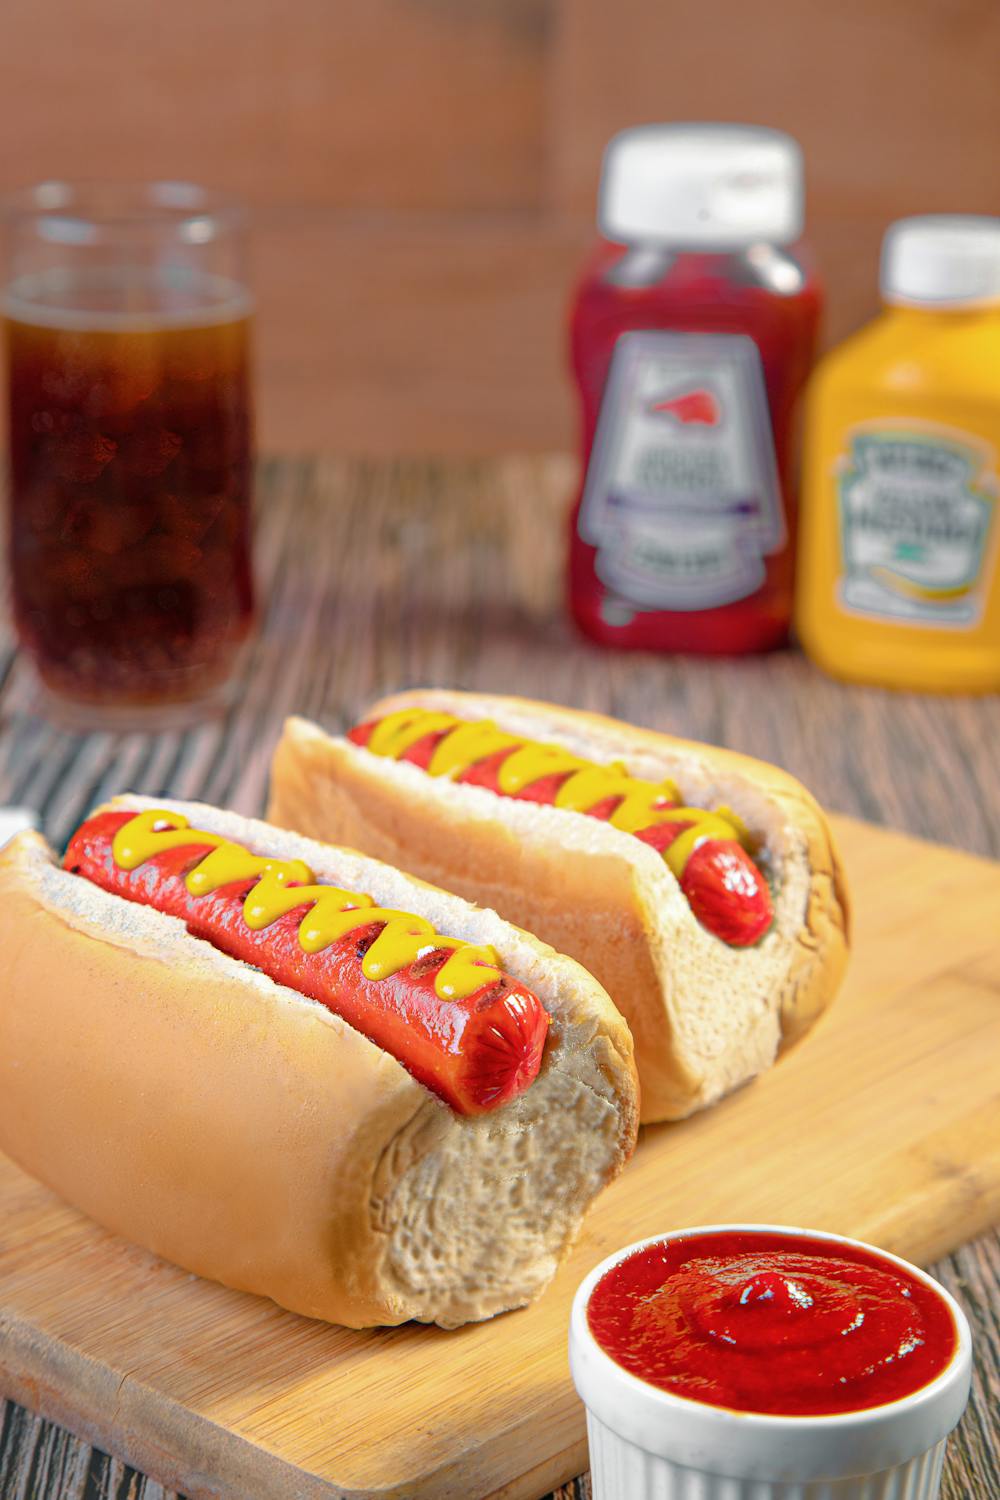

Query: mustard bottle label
<box><xmin>837</xmin><ymin>425</ymin><xmax>998</xmax><ymax>627</ymax></box>
<box><xmin>577</xmin><ymin>331</ymin><xmax>785</xmax><ymax>616</ymax></box>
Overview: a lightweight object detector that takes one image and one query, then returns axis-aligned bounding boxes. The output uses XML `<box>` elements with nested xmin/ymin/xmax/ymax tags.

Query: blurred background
<box><xmin>2</xmin><ymin>0</ymin><xmax>997</xmax><ymax>455</ymax></box>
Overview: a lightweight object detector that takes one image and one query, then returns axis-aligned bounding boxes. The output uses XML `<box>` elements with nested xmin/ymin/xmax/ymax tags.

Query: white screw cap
<box><xmin>599</xmin><ymin>124</ymin><xmax>803</xmax><ymax>249</ymax></box>
<box><xmin>881</xmin><ymin>216</ymin><xmax>1000</xmax><ymax>306</ymax></box>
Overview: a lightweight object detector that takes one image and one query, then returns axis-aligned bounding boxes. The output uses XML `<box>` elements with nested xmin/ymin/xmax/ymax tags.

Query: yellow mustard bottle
<box><xmin>797</xmin><ymin>216</ymin><xmax>1000</xmax><ymax>691</ymax></box>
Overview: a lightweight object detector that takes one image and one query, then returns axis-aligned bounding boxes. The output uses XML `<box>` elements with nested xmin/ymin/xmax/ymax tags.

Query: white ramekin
<box><xmin>569</xmin><ymin>1224</ymin><xmax>972</xmax><ymax>1500</ymax></box>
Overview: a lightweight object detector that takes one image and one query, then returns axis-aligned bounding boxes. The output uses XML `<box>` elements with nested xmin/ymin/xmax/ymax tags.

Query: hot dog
<box><xmin>267</xmin><ymin>693</ymin><xmax>850</xmax><ymax>1123</ymax></box>
<box><xmin>0</xmin><ymin>795</ymin><xmax>638</xmax><ymax>1327</ymax></box>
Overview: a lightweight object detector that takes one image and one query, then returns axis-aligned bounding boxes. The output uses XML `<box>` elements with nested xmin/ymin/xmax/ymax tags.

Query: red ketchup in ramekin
<box><xmin>586</xmin><ymin>1229</ymin><xmax>957</xmax><ymax>1418</ymax></box>
<box><xmin>571</xmin><ymin>1226</ymin><xmax>972</xmax><ymax>1500</ymax></box>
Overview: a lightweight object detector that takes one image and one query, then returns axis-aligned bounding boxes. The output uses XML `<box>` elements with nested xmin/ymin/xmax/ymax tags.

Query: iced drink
<box><xmin>5</xmin><ymin>270</ymin><xmax>254</xmax><ymax>717</ymax></box>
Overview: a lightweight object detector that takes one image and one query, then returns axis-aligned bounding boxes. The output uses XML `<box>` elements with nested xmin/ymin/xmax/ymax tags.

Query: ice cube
<box><xmin>118</xmin><ymin>426</ymin><xmax>182</xmax><ymax>478</ymax></box>
<box><xmin>47</xmin><ymin>429</ymin><xmax>117</xmax><ymax>483</ymax></box>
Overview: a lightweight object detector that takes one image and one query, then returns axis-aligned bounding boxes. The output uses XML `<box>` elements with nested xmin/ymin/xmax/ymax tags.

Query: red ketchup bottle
<box><xmin>568</xmin><ymin>124</ymin><xmax>822</xmax><ymax>653</ymax></box>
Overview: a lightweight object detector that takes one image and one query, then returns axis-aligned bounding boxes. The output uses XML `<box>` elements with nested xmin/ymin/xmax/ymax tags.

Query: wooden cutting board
<box><xmin>2</xmin><ymin>814</ymin><xmax>1000</xmax><ymax>1500</ymax></box>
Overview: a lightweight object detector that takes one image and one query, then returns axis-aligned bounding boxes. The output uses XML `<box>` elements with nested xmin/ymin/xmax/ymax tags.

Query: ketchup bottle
<box><xmin>568</xmin><ymin>124</ymin><xmax>822</xmax><ymax>653</ymax></box>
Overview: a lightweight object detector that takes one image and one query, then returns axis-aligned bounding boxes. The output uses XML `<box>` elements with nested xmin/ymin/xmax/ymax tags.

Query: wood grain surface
<box><xmin>0</xmin><ymin>456</ymin><xmax>998</xmax><ymax>1499</ymax></box>
<box><xmin>3</xmin><ymin>2</ymin><xmax>998</xmax><ymax>451</ymax></box>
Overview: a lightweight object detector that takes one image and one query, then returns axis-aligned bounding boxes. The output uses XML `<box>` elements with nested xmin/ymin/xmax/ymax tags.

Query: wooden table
<box><xmin>0</xmin><ymin>456</ymin><xmax>997</xmax><ymax>1500</ymax></box>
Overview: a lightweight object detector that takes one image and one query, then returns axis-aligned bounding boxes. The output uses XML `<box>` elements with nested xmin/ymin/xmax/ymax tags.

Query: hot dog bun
<box><xmin>0</xmin><ymin>794</ymin><xmax>638</xmax><ymax>1329</ymax></box>
<box><xmin>267</xmin><ymin>693</ymin><xmax>850</xmax><ymax>1123</ymax></box>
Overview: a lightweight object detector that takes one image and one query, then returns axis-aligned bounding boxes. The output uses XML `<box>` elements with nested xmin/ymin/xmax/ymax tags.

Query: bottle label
<box><xmin>836</xmin><ymin>424</ymin><xmax>998</xmax><ymax>627</ymax></box>
<box><xmin>578</xmin><ymin>330</ymin><xmax>785</xmax><ymax>611</ymax></box>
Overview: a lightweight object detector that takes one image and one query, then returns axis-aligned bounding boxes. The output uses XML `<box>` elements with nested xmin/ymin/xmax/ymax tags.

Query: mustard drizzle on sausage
<box><xmin>111</xmin><ymin>808</ymin><xmax>503</xmax><ymax>1001</ymax></box>
<box><xmin>362</xmin><ymin>708</ymin><xmax>753</xmax><ymax>879</ymax></box>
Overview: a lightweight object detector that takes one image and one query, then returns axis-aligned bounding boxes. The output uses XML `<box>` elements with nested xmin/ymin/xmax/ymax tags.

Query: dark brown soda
<box><xmin>5</xmin><ymin>300</ymin><xmax>254</xmax><ymax>709</ymax></box>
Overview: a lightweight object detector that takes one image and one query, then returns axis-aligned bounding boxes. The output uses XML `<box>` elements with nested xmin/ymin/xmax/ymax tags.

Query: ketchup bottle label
<box><xmin>578</xmin><ymin>331</ymin><xmax>785</xmax><ymax>610</ymax></box>
<box><xmin>837</xmin><ymin>426</ymin><xmax>996</xmax><ymax>627</ymax></box>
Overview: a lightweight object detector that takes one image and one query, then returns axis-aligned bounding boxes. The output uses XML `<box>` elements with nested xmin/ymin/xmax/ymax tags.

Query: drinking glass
<box><xmin>2</xmin><ymin>182</ymin><xmax>255</xmax><ymax>727</ymax></box>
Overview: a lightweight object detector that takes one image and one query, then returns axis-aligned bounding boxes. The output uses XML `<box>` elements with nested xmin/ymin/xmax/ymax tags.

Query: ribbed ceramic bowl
<box><xmin>569</xmin><ymin>1224</ymin><xmax>972</xmax><ymax>1500</ymax></box>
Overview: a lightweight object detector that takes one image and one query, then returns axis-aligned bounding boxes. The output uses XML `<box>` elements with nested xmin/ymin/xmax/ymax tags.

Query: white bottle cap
<box><xmin>599</xmin><ymin>124</ymin><xmax>803</xmax><ymax>248</ymax></box>
<box><xmin>881</xmin><ymin>216</ymin><xmax>1000</xmax><ymax>306</ymax></box>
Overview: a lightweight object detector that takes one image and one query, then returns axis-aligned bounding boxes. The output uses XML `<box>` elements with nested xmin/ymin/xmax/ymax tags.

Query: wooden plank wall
<box><xmin>1</xmin><ymin>0</ymin><xmax>998</xmax><ymax>453</ymax></box>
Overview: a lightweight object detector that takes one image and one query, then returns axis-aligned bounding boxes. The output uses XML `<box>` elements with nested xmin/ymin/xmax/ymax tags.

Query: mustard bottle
<box><xmin>797</xmin><ymin>216</ymin><xmax>1000</xmax><ymax>691</ymax></box>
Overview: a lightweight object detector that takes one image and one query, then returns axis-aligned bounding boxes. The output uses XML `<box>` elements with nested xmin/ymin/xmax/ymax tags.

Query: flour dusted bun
<box><xmin>0</xmin><ymin>795</ymin><xmax>637</xmax><ymax>1329</ymax></box>
<box><xmin>268</xmin><ymin>694</ymin><xmax>850</xmax><ymax>1123</ymax></box>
